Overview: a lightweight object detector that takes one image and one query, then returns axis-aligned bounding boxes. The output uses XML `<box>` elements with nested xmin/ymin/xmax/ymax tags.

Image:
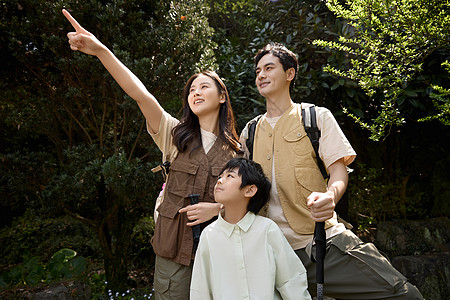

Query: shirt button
<box><xmin>297</xmin><ymin>132</ymin><xmax>302</xmax><ymax>137</ymax></box>
<box><xmin>267</xmin><ymin>155</ymin><xmax>271</xmax><ymax>160</ymax></box>
<box><xmin>268</xmin><ymin>132</ymin><xmax>272</xmax><ymax>137</ymax></box>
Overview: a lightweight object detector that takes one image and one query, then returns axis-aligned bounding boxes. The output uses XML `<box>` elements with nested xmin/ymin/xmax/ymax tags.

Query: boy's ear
<box><xmin>244</xmin><ymin>184</ymin><xmax>257</xmax><ymax>198</ymax></box>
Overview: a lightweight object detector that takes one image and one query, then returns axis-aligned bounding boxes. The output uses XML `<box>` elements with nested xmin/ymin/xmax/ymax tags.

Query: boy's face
<box><xmin>255</xmin><ymin>53</ymin><xmax>292</xmax><ymax>98</ymax></box>
<box><xmin>214</xmin><ymin>168</ymin><xmax>246</xmax><ymax>205</ymax></box>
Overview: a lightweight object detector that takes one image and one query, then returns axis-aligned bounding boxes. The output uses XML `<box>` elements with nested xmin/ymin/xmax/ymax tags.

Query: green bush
<box><xmin>348</xmin><ymin>163</ymin><xmax>430</xmax><ymax>231</ymax></box>
<box><xmin>0</xmin><ymin>213</ymin><xmax>99</xmax><ymax>266</ymax></box>
<box><xmin>1</xmin><ymin>248</ymin><xmax>87</xmax><ymax>288</ymax></box>
<box><xmin>2</xmin><ymin>0</ymin><xmax>219</xmax><ymax>291</ymax></box>
<box><xmin>128</xmin><ymin>216</ymin><xmax>155</xmax><ymax>269</ymax></box>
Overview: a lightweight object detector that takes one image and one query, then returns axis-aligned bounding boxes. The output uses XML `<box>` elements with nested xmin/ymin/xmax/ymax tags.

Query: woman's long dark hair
<box><xmin>172</xmin><ymin>71</ymin><xmax>240</xmax><ymax>153</ymax></box>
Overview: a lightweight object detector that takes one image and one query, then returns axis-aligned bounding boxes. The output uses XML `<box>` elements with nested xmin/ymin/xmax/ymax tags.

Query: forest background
<box><xmin>1</xmin><ymin>0</ymin><xmax>449</xmax><ymax>298</ymax></box>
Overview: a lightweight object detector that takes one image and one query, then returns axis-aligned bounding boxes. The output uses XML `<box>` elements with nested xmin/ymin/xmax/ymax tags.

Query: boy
<box><xmin>190</xmin><ymin>158</ymin><xmax>311</xmax><ymax>300</ymax></box>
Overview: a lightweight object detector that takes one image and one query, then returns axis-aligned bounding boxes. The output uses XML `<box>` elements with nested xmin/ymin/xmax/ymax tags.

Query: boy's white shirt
<box><xmin>190</xmin><ymin>211</ymin><xmax>311</xmax><ymax>300</ymax></box>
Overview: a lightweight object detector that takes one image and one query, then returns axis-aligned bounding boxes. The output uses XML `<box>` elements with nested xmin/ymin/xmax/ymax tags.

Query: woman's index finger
<box><xmin>62</xmin><ymin>9</ymin><xmax>84</xmax><ymax>32</ymax></box>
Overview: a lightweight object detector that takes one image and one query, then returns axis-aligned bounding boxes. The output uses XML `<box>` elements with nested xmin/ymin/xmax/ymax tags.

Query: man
<box><xmin>241</xmin><ymin>42</ymin><xmax>423</xmax><ymax>299</ymax></box>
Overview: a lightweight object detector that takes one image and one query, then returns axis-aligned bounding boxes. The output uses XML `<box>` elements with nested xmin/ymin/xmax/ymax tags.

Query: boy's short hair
<box><xmin>254</xmin><ymin>42</ymin><xmax>298</xmax><ymax>92</ymax></box>
<box><xmin>220</xmin><ymin>158</ymin><xmax>271</xmax><ymax>214</ymax></box>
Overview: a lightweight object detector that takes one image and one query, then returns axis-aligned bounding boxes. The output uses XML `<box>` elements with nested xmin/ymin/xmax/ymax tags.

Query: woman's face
<box><xmin>187</xmin><ymin>75</ymin><xmax>225</xmax><ymax>119</ymax></box>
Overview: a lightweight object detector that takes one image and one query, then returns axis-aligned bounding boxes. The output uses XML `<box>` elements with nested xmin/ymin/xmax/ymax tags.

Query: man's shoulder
<box><xmin>299</xmin><ymin>102</ymin><xmax>313</xmax><ymax>108</ymax></box>
<box><xmin>241</xmin><ymin>114</ymin><xmax>264</xmax><ymax>139</ymax></box>
<box><xmin>297</xmin><ymin>102</ymin><xmax>328</xmax><ymax>113</ymax></box>
<box><xmin>298</xmin><ymin>102</ymin><xmax>331</xmax><ymax>114</ymax></box>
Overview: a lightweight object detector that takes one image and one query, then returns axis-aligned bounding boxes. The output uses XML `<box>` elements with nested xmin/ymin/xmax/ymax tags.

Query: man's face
<box><xmin>255</xmin><ymin>53</ymin><xmax>291</xmax><ymax>98</ymax></box>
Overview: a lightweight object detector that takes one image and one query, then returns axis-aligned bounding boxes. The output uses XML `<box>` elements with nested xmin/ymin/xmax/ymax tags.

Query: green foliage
<box><xmin>0</xmin><ymin>213</ymin><xmax>99</xmax><ymax>266</ymax></box>
<box><xmin>129</xmin><ymin>216</ymin><xmax>155</xmax><ymax>268</ymax></box>
<box><xmin>1</xmin><ymin>0</ymin><xmax>450</xmax><ymax>296</ymax></box>
<box><xmin>1</xmin><ymin>0</ymin><xmax>217</xmax><ymax>143</ymax></box>
<box><xmin>42</xmin><ymin>145</ymin><xmax>160</xmax><ymax>291</ymax></box>
<box><xmin>419</xmin><ymin>61</ymin><xmax>450</xmax><ymax>125</ymax></box>
<box><xmin>43</xmin><ymin>145</ymin><xmax>159</xmax><ymax>217</ymax></box>
<box><xmin>46</xmin><ymin>249</ymin><xmax>87</xmax><ymax>281</ymax></box>
<box><xmin>0</xmin><ymin>249</ymin><xmax>86</xmax><ymax>288</ymax></box>
<box><xmin>0</xmin><ymin>151</ymin><xmax>57</xmax><ymax>227</ymax></box>
<box><xmin>88</xmin><ymin>272</ymin><xmax>108</xmax><ymax>299</ymax></box>
<box><xmin>348</xmin><ymin>163</ymin><xmax>429</xmax><ymax>230</ymax></box>
<box><xmin>1</xmin><ymin>0</ymin><xmax>218</xmax><ymax>292</ymax></box>
<box><xmin>211</xmin><ymin>0</ymin><xmax>360</xmax><ymax>129</ymax></box>
<box><xmin>89</xmin><ymin>271</ymin><xmax>156</xmax><ymax>299</ymax></box>
<box><xmin>313</xmin><ymin>0</ymin><xmax>450</xmax><ymax>140</ymax></box>
<box><xmin>208</xmin><ymin>0</ymin><xmax>267</xmax><ymax>129</ymax></box>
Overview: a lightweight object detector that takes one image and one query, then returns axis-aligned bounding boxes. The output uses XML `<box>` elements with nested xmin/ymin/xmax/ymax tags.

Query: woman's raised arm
<box><xmin>62</xmin><ymin>9</ymin><xmax>163</xmax><ymax>133</ymax></box>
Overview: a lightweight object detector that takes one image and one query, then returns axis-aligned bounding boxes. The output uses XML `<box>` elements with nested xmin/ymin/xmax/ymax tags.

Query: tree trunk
<box><xmin>100</xmin><ymin>202</ymin><xmax>131</xmax><ymax>293</ymax></box>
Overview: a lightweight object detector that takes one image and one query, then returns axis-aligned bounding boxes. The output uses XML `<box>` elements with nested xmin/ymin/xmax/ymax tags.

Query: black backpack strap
<box><xmin>302</xmin><ymin>106</ymin><xmax>329</xmax><ymax>180</ymax></box>
<box><xmin>304</xmin><ymin>105</ymin><xmax>350</xmax><ymax>221</ymax></box>
<box><xmin>246</xmin><ymin>115</ymin><xmax>262</xmax><ymax>160</ymax></box>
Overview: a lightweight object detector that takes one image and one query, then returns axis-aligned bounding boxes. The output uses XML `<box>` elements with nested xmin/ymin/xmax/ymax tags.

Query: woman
<box><xmin>63</xmin><ymin>9</ymin><xmax>241</xmax><ymax>299</ymax></box>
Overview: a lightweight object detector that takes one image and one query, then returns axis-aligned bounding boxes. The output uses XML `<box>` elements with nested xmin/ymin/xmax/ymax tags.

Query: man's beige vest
<box><xmin>253</xmin><ymin>104</ymin><xmax>337</xmax><ymax>234</ymax></box>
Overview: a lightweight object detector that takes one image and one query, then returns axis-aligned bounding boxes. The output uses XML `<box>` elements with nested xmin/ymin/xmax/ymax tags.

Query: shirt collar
<box><xmin>262</xmin><ymin>102</ymin><xmax>296</xmax><ymax>128</ymax></box>
<box><xmin>217</xmin><ymin>211</ymin><xmax>256</xmax><ymax>237</ymax></box>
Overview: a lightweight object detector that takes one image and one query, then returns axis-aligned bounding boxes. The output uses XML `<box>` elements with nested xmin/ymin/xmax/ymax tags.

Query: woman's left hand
<box><xmin>179</xmin><ymin>202</ymin><xmax>222</xmax><ymax>226</ymax></box>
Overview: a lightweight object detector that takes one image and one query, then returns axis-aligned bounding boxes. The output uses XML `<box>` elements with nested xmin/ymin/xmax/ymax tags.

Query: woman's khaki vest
<box><xmin>151</xmin><ymin>136</ymin><xmax>240</xmax><ymax>266</ymax></box>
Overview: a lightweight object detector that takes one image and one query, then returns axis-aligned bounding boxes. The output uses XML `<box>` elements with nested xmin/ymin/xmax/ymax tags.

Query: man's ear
<box><xmin>286</xmin><ymin>67</ymin><xmax>295</xmax><ymax>82</ymax></box>
<box><xmin>244</xmin><ymin>184</ymin><xmax>257</xmax><ymax>198</ymax></box>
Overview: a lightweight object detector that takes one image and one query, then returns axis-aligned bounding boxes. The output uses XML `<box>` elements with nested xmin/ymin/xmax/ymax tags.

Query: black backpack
<box><xmin>245</xmin><ymin>105</ymin><xmax>350</xmax><ymax>219</ymax></box>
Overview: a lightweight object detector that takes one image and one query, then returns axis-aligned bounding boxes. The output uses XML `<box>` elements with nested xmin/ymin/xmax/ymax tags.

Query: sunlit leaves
<box><xmin>314</xmin><ymin>0</ymin><xmax>450</xmax><ymax>140</ymax></box>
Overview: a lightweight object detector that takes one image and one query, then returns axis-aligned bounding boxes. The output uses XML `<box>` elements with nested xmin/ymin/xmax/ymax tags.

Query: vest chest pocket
<box><xmin>283</xmin><ymin>127</ymin><xmax>311</xmax><ymax>156</ymax></box>
<box><xmin>157</xmin><ymin>197</ymin><xmax>182</xmax><ymax>219</ymax></box>
<box><xmin>163</xmin><ymin>160</ymin><xmax>199</xmax><ymax>210</ymax></box>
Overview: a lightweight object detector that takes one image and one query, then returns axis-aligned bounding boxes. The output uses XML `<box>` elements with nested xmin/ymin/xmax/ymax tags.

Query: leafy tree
<box><xmin>210</xmin><ymin>0</ymin><xmax>365</xmax><ymax>130</ymax></box>
<box><xmin>210</xmin><ymin>0</ymin><xmax>450</xmax><ymax>224</ymax></box>
<box><xmin>313</xmin><ymin>0</ymin><xmax>450</xmax><ymax>140</ymax></box>
<box><xmin>2</xmin><ymin>0</ymin><xmax>450</xmax><ymax>295</ymax></box>
<box><xmin>207</xmin><ymin>0</ymin><xmax>266</xmax><ymax>129</ymax></box>
<box><xmin>418</xmin><ymin>61</ymin><xmax>450</xmax><ymax>125</ymax></box>
<box><xmin>1</xmin><ymin>0</ymin><xmax>216</xmax><ymax>292</ymax></box>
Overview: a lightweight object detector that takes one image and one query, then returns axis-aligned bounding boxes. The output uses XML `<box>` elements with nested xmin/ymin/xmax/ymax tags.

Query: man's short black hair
<box><xmin>254</xmin><ymin>42</ymin><xmax>298</xmax><ymax>92</ymax></box>
<box><xmin>220</xmin><ymin>158</ymin><xmax>271</xmax><ymax>214</ymax></box>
